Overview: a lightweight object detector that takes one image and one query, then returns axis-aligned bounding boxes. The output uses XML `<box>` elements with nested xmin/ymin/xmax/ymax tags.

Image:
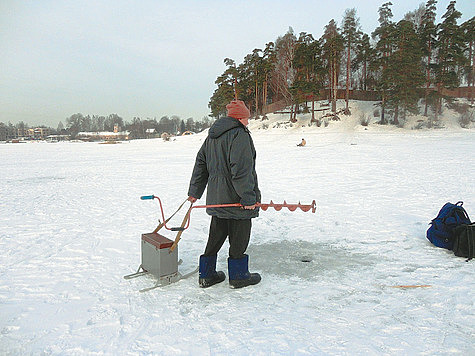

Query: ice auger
<box><xmin>140</xmin><ymin>195</ymin><xmax>317</xmax><ymax>252</ymax></box>
<box><xmin>124</xmin><ymin>195</ymin><xmax>316</xmax><ymax>292</ymax></box>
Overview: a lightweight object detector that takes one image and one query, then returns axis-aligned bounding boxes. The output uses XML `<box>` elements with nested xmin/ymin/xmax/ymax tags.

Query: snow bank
<box><xmin>249</xmin><ymin>99</ymin><xmax>475</xmax><ymax>133</ymax></box>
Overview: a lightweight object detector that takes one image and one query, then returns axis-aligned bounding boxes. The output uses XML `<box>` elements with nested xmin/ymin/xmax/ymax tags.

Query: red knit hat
<box><xmin>226</xmin><ymin>100</ymin><xmax>250</xmax><ymax>120</ymax></box>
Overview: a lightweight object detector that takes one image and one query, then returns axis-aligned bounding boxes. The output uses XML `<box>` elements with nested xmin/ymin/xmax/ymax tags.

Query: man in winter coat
<box><xmin>188</xmin><ymin>99</ymin><xmax>261</xmax><ymax>289</ymax></box>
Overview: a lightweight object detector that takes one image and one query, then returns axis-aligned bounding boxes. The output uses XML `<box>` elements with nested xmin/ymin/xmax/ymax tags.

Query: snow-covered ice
<box><xmin>1</xmin><ymin>105</ymin><xmax>474</xmax><ymax>355</ymax></box>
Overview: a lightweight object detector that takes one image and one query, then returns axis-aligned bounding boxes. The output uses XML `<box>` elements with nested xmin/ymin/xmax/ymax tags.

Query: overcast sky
<box><xmin>0</xmin><ymin>0</ymin><xmax>473</xmax><ymax>127</ymax></box>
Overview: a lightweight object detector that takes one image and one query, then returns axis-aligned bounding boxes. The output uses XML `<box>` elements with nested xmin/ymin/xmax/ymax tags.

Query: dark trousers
<box><xmin>204</xmin><ymin>216</ymin><xmax>251</xmax><ymax>259</ymax></box>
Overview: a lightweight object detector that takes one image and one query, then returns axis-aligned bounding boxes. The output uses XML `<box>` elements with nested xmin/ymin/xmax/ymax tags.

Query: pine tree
<box><xmin>322</xmin><ymin>19</ymin><xmax>344</xmax><ymax>113</ymax></box>
<box><xmin>434</xmin><ymin>1</ymin><xmax>464</xmax><ymax>119</ymax></box>
<box><xmin>245</xmin><ymin>48</ymin><xmax>265</xmax><ymax>115</ymax></box>
<box><xmin>292</xmin><ymin>32</ymin><xmax>315</xmax><ymax>121</ymax></box>
<box><xmin>236</xmin><ymin>58</ymin><xmax>253</xmax><ymax>110</ymax></box>
<box><xmin>342</xmin><ymin>8</ymin><xmax>361</xmax><ymax>114</ymax></box>
<box><xmin>208</xmin><ymin>59</ymin><xmax>237</xmax><ymax>118</ymax></box>
<box><xmin>461</xmin><ymin>16</ymin><xmax>474</xmax><ymax>103</ymax></box>
<box><xmin>386</xmin><ymin>20</ymin><xmax>425</xmax><ymax>124</ymax></box>
<box><xmin>420</xmin><ymin>0</ymin><xmax>438</xmax><ymax>117</ymax></box>
<box><xmin>261</xmin><ymin>42</ymin><xmax>276</xmax><ymax>112</ymax></box>
<box><xmin>354</xmin><ymin>33</ymin><xmax>374</xmax><ymax>90</ymax></box>
<box><xmin>372</xmin><ymin>2</ymin><xmax>395</xmax><ymax>124</ymax></box>
<box><xmin>309</xmin><ymin>39</ymin><xmax>325</xmax><ymax>121</ymax></box>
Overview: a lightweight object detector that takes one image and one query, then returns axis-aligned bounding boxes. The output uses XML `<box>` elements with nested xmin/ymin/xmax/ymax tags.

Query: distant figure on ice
<box><xmin>297</xmin><ymin>138</ymin><xmax>306</xmax><ymax>147</ymax></box>
<box><xmin>187</xmin><ymin>99</ymin><xmax>262</xmax><ymax>289</ymax></box>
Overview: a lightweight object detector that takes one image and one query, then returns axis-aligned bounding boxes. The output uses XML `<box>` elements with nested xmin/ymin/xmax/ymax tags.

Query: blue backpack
<box><xmin>427</xmin><ymin>201</ymin><xmax>471</xmax><ymax>250</ymax></box>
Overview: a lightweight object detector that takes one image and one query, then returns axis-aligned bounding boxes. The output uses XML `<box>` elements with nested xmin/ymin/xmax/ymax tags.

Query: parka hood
<box><xmin>208</xmin><ymin>116</ymin><xmax>244</xmax><ymax>139</ymax></box>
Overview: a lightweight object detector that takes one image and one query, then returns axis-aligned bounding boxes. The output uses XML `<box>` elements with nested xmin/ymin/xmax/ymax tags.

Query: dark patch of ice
<box><xmin>248</xmin><ymin>240</ymin><xmax>376</xmax><ymax>280</ymax></box>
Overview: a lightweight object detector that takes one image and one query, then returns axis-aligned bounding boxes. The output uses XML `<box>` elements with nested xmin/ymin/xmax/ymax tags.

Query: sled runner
<box><xmin>124</xmin><ymin>259</ymin><xmax>198</xmax><ymax>293</ymax></box>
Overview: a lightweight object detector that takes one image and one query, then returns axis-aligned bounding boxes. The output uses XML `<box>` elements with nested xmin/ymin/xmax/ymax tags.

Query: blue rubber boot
<box><xmin>199</xmin><ymin>255</ymin><xmax>225</xmax><ymax>288</ymax></box>
<box><xmin>228</xmin><ymin>254</ymin><xmax>261</xmax><ymax>289</ymax></box>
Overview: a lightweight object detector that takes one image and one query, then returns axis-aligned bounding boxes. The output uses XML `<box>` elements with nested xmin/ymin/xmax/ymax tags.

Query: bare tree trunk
<box><xmin>363</xmin><ymin>60</ymin><xmax>367</xmax><ymax>91</ymax></box>
<box><xmin>435</xmin><ymin>83</ymin><xmax>441</xmax><ymax>122</ymax></box>
<box><xmin>394</xmin><ymin>105</ymin><xmax>399</xmax><ymax>126</ymax></box>
<box><xmin>470</xmin><ymin>39</ymin><xmax>474</xmax><ymax>104</ymax></box>
<box><xmin>265</xmin><ymin>74</ymin><xmax>268</xmax><ymax>104</ymax></box>
<box><xmin>262</xmin><ymin>75</ymin><xmax>267</xmax><ymax>113</ymax></box>
<box><xmin>332</xmin><ymin>58</ymin><xmax>337</xmax><ymax>113</ymax></box>
<box><xmin>424</xmin><ymin>41</ymin><xmax>432</xmax><ymax>116</ymax></box>
<box><xmin>311</xmin><ymin>98</ymin><xmax>315</xmax><ymax>122</ymax></box>
<box><xmin>330</xmin><ymin>60</ymin><xmax>333</xmax><ymax>110</ymax></box>
<box><xmin>255</xmin><ymin>80</ymin><xmax>259</xmax><ymax>116</ymax></box>
<box><xmin>345</xmin><ymin>45</ymin><xmax>350</xmax><ymax>112</ymax></box>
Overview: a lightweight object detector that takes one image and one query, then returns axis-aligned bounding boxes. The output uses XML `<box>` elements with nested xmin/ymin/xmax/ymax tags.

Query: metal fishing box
<box><xmin>141</xmin><ymin>232</ymin><xmax>178</xmax><ymax>280</ymax></box>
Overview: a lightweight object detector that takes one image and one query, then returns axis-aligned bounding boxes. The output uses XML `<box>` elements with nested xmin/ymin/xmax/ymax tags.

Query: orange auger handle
<box><xmin>141</xmin><ymin>195</ymin><xmax>190</xmax><ymax>231</ymax></box>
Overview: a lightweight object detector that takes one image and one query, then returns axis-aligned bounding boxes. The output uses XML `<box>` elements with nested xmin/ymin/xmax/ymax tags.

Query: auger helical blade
<box><xmin>268</xmin><ymin>200</ymin><xmax>280</xmax><ymax>211</ymax></box>
<box><xmin>299</xmin><ymin>201</ymin><xmax>317</xmax><ymax>213</ymax></box>
<box><xmin>258</xmin><ymin>200</ymin><xmax>316</xmax><ymax>213</ymax></box>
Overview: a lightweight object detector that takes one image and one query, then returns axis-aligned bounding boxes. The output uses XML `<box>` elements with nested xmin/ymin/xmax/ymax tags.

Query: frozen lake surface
<box><xmin>1</xmin><ymin>125</ymin><xmax>474</xmax><ymax>354</ymax></box>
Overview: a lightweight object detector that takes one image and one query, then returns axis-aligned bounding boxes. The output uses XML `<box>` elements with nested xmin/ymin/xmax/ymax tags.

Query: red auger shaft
<box><xmin>192</xmin><ymin>200</ymin><xmax>317</xmax><ymax>213</ymax></box>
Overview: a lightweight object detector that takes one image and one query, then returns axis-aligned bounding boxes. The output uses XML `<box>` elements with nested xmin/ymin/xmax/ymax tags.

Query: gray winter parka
<box><xmin>188</xmin><ymin>116</ymin><xmax>261</xmax><ymax>219</ymax></box>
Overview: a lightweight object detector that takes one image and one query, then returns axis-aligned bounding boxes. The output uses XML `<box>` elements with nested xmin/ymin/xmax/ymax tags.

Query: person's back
<box><xmin>188</xmin><ymin>100</ymin><xmax>262</xmax><ymax>289</ymax></box>
<box><xmin>189</xmin><ymin>116</ymin><xmax>260</xmax><ymax>219</ymax></box>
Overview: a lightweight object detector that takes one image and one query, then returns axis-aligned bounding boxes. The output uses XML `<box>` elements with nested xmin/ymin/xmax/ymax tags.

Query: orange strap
<box><xmin>169</xmin><ymin>203</ymin><xmax>193</xmax><ymax>252</ymax></box>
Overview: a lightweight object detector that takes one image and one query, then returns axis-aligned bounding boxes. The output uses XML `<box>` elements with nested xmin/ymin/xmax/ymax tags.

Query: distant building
<box><xmin>46</xmin><ymin>134</ymin><xmax>70</xmax><ymax>142</ymax></box>
<box><xmin>17</xmin><ymin>127</ymin><xmax>27</xmax><ymax>138</ymax></box>
<box><xmin>145</xmin><ymin>128</ymin><xmax>156</xmax><ymax>138</ymax></box>
<box><xmin>34</xmin><ymin>127</ymin><xmax>50</xmax><ymax>140</ymax></box>
<box><xmin>15</xmin><ymin>127</ymin><xmax>50</xmax><ymax>140</ymax></box>
<box><xmin>77</xmin><ymin>130</ymin><xmax>130</xmax><ymax>141</ymax></box>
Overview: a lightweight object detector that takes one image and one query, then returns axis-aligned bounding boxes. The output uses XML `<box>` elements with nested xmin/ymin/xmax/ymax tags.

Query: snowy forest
<box><xmin>208</xmin><ymin>1</ymin><xmax>474</xmax><ymax>126</ymax></box>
